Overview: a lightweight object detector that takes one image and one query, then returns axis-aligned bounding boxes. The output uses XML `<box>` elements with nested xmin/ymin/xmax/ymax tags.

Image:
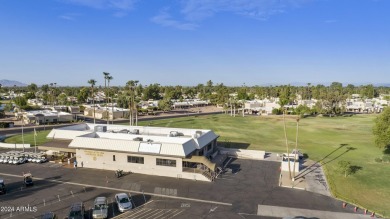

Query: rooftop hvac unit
<box><xmin>133</xmin><ymin>137</ymin><xmax>143</xmax><ymax>141</ymax></box>
<box><xmin>118</xmin><ymin>129</ymin><xmax>129</xmax><ymax>134</ymax></box>
<box><xmin>94</xmin><ymin>125</ymin><xmax>107</xmax><ymax>132</ymax></box>
<box><xmin>169</xmin><ymin>131</ymin><xmax>181</xmax><ymax>137</ymax></box>
<box><xmin>195</xmin><ymin>131</ymin><xmax>202</xmax><ymax>138</ymax></box>
<box><xmin>130</xmin><ymin>129</ymin><xmax>139</xmax><ymax>134</ymax></box>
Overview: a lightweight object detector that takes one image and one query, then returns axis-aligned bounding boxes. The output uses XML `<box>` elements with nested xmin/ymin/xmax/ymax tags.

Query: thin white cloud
<box><xmin>59</xmin><ymin>15</ymin><xmax>75</xmax><ymax>20</ymax></box>
<box><xmin>62</xmin><ymin>0</ymin><xmax>138</xmax><ymax>16</ymax></box>
<box><xmin>151</xmin><ymin>8</ymin><xmax>198</xmax><ymax>30</ymax></box>
<box><xmin>180</xmin><ymin>0</ymin><xmax>311</xmax><ymax>21</ymax></box>
<box><xmin>152</xmin><ymin>0</ymin><xmax>312</xmax><ymax>30</ymax></box>
<box><xmin>58</xmin><ymin>13</ymin><xmax>82</xmax><ymax>21</ymax></box>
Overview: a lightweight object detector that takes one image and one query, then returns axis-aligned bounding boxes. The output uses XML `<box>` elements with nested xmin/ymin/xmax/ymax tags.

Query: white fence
<box><xmin>218</xmin><ymin>147</ymin><xmax>265</xmax><ymax>160</ymax></box>
<box><xmin>0</xmin><ymin>142</ymin><xmax>31</xmax><ymax>149</ymax></box>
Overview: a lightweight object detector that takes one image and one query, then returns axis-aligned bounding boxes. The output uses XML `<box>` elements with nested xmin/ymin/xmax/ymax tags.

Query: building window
<box><xmin>156</xmin><ymin>158</ymin><xmax>176</xmax><ymax>167</ymax></box>
<box><xmin>113</xmin><ymin>155</ymin><xmax>116</xmax><ymax>161</ymax></box>
<box><xmin>127</xmin><ymin>156</ymin><xmax>144</xmax><ymax>164</ymax></box>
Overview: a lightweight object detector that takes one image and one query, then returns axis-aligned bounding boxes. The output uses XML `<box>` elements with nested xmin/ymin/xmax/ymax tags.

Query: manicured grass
<box><xmin>137</xmin><ymin>114</ymin><xmax>390</xmax><ymax>217</ymax></box>
<box><xmin>4</xmin><ymin>130</ymin><xmax>51</xmax><ymax>146</ymax></box>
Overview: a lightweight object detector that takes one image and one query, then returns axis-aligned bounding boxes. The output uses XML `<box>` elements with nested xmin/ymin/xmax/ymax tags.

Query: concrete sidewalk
<box><xmin>257</xmin><ymin>205</ymin><xmax>376</xmax><ymax>219</ymax></box>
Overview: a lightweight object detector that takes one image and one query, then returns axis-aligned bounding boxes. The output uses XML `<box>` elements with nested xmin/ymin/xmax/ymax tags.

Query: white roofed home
<box><xmin>45</xmin><ymin>123</ymin><xmax>221</xmax><ymax>181</ymax></box>
<box><xmin>21</xmin><ymin>110</ymin><xmax>73</xmax><ymax>125</ymax></box>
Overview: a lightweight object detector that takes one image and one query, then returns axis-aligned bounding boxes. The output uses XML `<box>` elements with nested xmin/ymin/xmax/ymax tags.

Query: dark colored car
<box><xmin>40</xmin><ymin>212</ymin><xmax>58</xmax><ymax>219</ymax></box>
<box><xmin>68</xmin><ymin>202</ymin><xmax>85</xmax><ymax>219</ymax></box>
<box><xmin>0</xmin><ymin>179</ymin><xmax>6</xmax><ymax>195</ymax></box>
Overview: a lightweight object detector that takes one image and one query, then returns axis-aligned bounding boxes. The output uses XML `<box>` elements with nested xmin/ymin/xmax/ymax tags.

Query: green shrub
<box><xmin>382</xmin><ymin>155</ymin><xmax>390</xmax><ymax>163</ymax></box>
<box><xmin>374</xmin><ymin>157</ymin><xmax>383</xmax><ymax>163</ymax></box>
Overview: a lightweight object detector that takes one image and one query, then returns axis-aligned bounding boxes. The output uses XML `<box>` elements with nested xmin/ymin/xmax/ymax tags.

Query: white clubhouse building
<box><xmin>46</xmin><ymin>123</ymin><xmax>221</xmax><ymax>181</ymax></box>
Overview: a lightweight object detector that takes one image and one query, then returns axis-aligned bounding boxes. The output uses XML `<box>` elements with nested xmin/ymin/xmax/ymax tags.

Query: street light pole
<box><xmin>21</xmin><ymin>118</ymin><xmax>25</xmax><ymax>152</ymax></box>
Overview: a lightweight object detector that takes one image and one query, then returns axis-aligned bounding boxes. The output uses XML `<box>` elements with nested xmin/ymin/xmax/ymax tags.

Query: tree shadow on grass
<box><xmin>383</xmin><ymin>145</ymin><xmax>390</xmax><ymax>154</ymax></box>
<box><xmin>295</xmin><ymin>144</ymin><xmax>356</xmax><ymax>179</ymax></box>
<box><xmin>349</xmin><ymin>165</ymin><xmax>363</xmax><ymax>175</ymax></box>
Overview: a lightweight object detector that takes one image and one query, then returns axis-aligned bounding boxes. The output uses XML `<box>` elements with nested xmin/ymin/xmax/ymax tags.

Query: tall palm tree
<box><xmin>283</xmin><ymin>110</ymin><xmax>292</xmax><ymax>180</ymax></box>
<box><xmin>49</xmin><ymin>83</ymin><xmax>54</xmax><ymax>106</ymax></box>
<box><xmin>88</xmin><ymin>79</ymin><xmax>97</xmax><ymax>124</ymax></box>
<box><xmin>126</xmin><ymin>80</ymin><xmax>138</xmax><ymax>126</ymax></box>
<box><xmin>103</xmin><ymin>72</ymin><xmax>110</xmax><ymax>125</ymax></box>
<box><xmin>107</xmin><ymin>75</ymin><xmax>113</xmax><ymax>124</ymax></box>
<box><xmin>292</xmin><ymin>116</ymin><xmax>300</xmax><ymax>180</ymax></box>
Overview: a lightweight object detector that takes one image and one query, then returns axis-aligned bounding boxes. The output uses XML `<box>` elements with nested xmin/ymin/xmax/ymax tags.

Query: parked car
<box><xmin>38</xmin><ymin>156</ymin><xmax>48</xmax><ymax>163</ymax></box>
<box><xmin>67</xmin><ymin>202</ymin><xmax>85</xmax><ymax>219</ymax></box>
<box><xmin>92</xmin><ymin>197</ymin><xmax>108</xmax><ymax>219</ymax></box>
<box><xmin>115</xmin><ymin>193</ymin><xmax>132</xmax><ymax>212</ymax></box>
<box><xmin>40</xmin><ymin>212</ymin><xmax>58</xmax><ymax>219</ymax></box>
<box><xmin>0</xmin><ymin>179</ymin><xmax>6</xmax><ymax>195</ymax></box>
<box><xmin>18</xmin><ymin>157</ymin><xmax>28</xmax><ymax>164</ymax></box>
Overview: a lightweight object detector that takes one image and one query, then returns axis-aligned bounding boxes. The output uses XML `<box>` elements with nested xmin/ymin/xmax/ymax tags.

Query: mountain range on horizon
<box><xmin>0</xmin><ymin>79</ymin><xmax>389</xmax><ymax>88</ymax></box>
<box><xmin>0</xmin><ymin>79</ymin><xmax>27</xmax><ymax>87</ymax></box>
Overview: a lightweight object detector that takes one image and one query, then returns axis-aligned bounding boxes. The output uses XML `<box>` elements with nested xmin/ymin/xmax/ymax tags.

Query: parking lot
<box><xmin>0</xmin><ymin>156</ymin><xmax>368</xmax><ymax>219</ymax></box>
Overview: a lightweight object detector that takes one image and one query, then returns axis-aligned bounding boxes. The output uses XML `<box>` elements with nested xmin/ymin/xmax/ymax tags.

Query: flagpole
<box><xmin>34</xmin><ymin>128</ymin><xmax>37</xmax><ymax>153</ymax></box>
<box><xmin>22</xmin><ymin>118</ymin><xmax>25</xmax><ymax>152</ymax></box>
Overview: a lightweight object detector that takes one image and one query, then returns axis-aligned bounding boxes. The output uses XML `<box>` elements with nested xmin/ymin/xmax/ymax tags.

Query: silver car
<box><xmin>92</xmin><ymin>197</ymin><xmax>108</xmax><ymax>219</ymax></box>
<box><xmin>115</xmin><ymin>193</ymin><xmax>132</xmax><ymax>213</ymax></box>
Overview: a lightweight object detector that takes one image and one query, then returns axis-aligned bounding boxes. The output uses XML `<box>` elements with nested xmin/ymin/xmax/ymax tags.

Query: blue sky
<box><xmin>0</xmin><ymin>0</ymin><xmax>389</xmax><ymax>86</ymax></box>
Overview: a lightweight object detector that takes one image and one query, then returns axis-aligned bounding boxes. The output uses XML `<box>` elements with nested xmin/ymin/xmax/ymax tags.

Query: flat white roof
<box><xmin>48</xmin><ymin>123</ymin><xmax>218</xmax><ymax>158</ymax></box>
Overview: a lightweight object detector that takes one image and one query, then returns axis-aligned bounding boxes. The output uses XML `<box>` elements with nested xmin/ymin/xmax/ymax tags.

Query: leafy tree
<box><xmin>24</xmin><ymin>92</ymin><xmax>36</xmax><ymax>100</ymax></box>
<box><xmin>142</xmin><ymin>83</ymin><xmax>161</xmax><ymax>100</ymax></box>
<box><xmin>294</xmin><ymin>105</ymin><xmax>311</xmax><ymax>117</ymax></box>
<box><xmin>77</xmin><ymin>87</ymin><xmax>89</xmax><ymax>103</ymax></box>
<box><xmin>57</xmin><ymin>93</ymin><xmax>68</xmax><ymax>105</ymax></box>
<box><xmin>183</xmin><ymin>87</ymin><xmax>196</xmax><ymax>99</ymax></box>
<box><xmin>322</xmin><ymin>82</ymin><xmax>345</xmax><ymax>115</ymax></box>
<box><xmin>338</xmin><ymin>160</ymin><xmax>352</xmax><ymax>177</ymax></box>
<box><xmin>14</xmin><ymin>96</ymin><xmax>27</xmax><ymax>107</ymax></box>
<box><xmin>158</xmin><ymin>98</ymin><xmax>172</xmax><ymax>112</ymax></box>
<box><xmin>373</xmin><ymin>107</ymin><xmax>390</xmax><ymax>149</ymax></box>
<box><xmin>117</xmin><ymin>94</ymin><xmax>129</xmax><ymax>109</ymax></box>
<box><xmin>27</xmin><ymin>83</ymin><xmax>38</xmax><ymax>93</ymax></box>
<box><xmin>237</xmin><ymin>87</ymin><xmax>249</xmax><ymax>100</ymax></box>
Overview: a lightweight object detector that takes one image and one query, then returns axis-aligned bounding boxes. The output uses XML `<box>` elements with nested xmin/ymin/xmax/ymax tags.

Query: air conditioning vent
<box><xmin>130</xmin><ymin>129</ymin><xmax>139</xmax><ymax>134</ymax></box>
<box><xmin>133</xmin><ymin>137</ymin><xmax>143</xmax><ymax>141</ymax></box>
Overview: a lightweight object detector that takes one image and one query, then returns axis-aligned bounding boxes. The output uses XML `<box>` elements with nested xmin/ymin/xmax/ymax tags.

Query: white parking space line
<box><xmin>137</xmin><ymin>209</ymin><xmax>163</xmax><ymax>219</ymax></box>
<box><xmin>0</xmin><ymin>172</ymin><xmax>232</xmax><ymax>206</ymax></box>
<box><xmin>170</xmin><ymin>209</ymin><xmax>185</xmax><ymax>218</ymax></box>
<box><xmin>153</xmin><ymin>209</ymin><xmax>174</xmax><ymax>219</ymax></box>
<box><xmin>141</xmin><ymin>209</ymin><xmax>166</xmax><ymax>219</ymax></box>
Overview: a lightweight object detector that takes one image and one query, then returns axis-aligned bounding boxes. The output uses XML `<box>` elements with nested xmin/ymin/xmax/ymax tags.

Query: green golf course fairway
<box><xmin>138</xmin><ymin>114</ymin><xmax>389</xmax><ymax>217</ymax></box>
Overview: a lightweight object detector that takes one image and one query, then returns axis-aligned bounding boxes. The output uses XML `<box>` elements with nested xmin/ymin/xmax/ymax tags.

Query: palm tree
<box><xmin>88</xmin><ymin>79</ymin><xmax>97</xmax><ymax>124</ymax></box>
<box><xmin>103</xmin><ymin>72</ymin><xmax>110</xmax><ymax>125</ymax></box>
<box><xmin>107</xmin><ymin>75</ymin><xmax>113</xmax><ymax>124</ymax></box>
<box><xmin>126</xmin><ymin>80</ymin><xmax>138</xmax><ymax>126</ymax></box>
<box><xmin>283</xmin><ymin>110</ymin><xmax>292</xmax><ymax>180</ymax></box>
<box><xmin>292</xmin><ymin>117</ymin><xmax>300</xmax><ymax>180</ymax></box>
